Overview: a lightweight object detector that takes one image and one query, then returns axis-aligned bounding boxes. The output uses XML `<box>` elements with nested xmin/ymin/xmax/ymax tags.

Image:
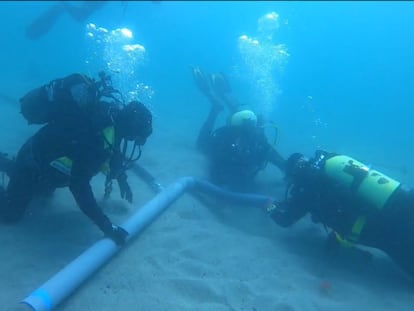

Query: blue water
<box><xmin>1</xmin><ymin>0</ymin><xmax>413</xmax><ymax>179</ymax></box>
<box><xmin>1</xmin><ymin>1</ymin><xmax>414</xmax><ymax>309</ymax></box>
<box><xmin>0</xmin><ymin>0</ymin><xmax>411</xmax><ymax>190</ymax></box>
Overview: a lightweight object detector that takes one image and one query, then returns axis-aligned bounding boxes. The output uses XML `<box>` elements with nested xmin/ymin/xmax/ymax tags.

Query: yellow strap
<box><xmin>348</xmin><ymin>215</ymin><xmax>366</xmax><ymax>243</ymax></box>
<box><xmin>50</xmin><ymin>157</ymin><xmax>73</xmax><ymax>175</ymax></box>
<box><xmin>334</xmin><ymin>215</ymin><xmax>367</xmax><ymax>247</ymax></box>
<box><xmin>100</xmin><ymin>161</ymin><xmax>111</xmax><ymax>176</ymax></box>
<box><xmin>334</xmin><ymin>232</ymin><xmax>354</xmax><ymax>248</ymax></box>
<box><xmin>50</xmin><ymin>127</ymin><xmax>115</xmax><ymax>177</ymax></box>
<box><xmin>102</xmin><ymin>126</ymin><xmax>115</xmax><ymax>149</ymax></box>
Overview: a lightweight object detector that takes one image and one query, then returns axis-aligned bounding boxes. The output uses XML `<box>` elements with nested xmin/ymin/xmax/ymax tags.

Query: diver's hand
<box><xmin>104</xmin><ymin>224</ymin><xmax>129</xmax><ymax>246</ymax></box>
<box><xmin>150</xmin><ymin>181</ymin><xmax>164</xmax><ymax>193</ymax></box>
<box><xmin>265</xmin><ymin>200</ymin><xmax>279</xmax><ymax>213</ymax></box>
<box><xmin>267</xmin><ymin>200</ymin><xmax>298</xmax><ymax>228</ymax></box>
<box><xmin>118</xmin><ymin>174</ymin><xmax>133</xmax><ymax>203</ymax></box>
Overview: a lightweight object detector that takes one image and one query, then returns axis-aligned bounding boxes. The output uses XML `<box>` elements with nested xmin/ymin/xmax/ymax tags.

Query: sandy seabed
<box><xmin>1</xmin><ymin>123</ymin><xmax>414</xmax><ymax>311</ymax></box>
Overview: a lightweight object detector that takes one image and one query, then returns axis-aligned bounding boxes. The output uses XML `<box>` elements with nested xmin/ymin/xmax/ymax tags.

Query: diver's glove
<box><xmin>265</xmin><ymin>200</ymin><xmax>279</xmax><ymax>213</ymax></box>
<box><xmin>117</xmin><ymin>173</ymin><xmax>133</xmax><ymax>203</ymax></box>
<box><xmin>104</xmin><ymin>224</ymin><xmax>129</xmax><ymax>246</ymax></box>
<box><xmin>150</xmin><ymin>181</ymin><xmax>164</xmax><ymax>193</ymax></box>
<box><xmin>267</xmin><ymin>200</ymin><xmax>296</xmax><ymax>228</ymax></box>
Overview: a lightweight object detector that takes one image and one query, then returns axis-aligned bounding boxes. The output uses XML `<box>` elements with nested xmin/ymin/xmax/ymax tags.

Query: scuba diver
<box><xmin>191</xmin><ymin>66</ymin><xmax>286</xmax><ymax>192</ymax></box>
<box><xmin>268</xmin><ymin>150</ymin><xmax>414</xmax><ymax>278</ymax></box>
<box><xmin>25</xmin><ymin>1</ymin><xmax>107</xmax><ymax>40</ymax></box>
<box><xmin>0</xmin><ymin>72</ymin><xmax>153</xmax><ymax>245</ymax></box>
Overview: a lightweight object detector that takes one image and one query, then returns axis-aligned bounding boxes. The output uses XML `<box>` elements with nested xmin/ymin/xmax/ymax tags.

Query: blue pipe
<box><xmin>18</xmin><ymin>177</ymin><xmax>274</xmax><ymax>311</ymax></box>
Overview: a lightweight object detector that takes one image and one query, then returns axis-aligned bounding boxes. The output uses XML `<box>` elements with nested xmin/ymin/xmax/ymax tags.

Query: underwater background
<box><xmin>1</xmin><ymin>1</ymin><xmax>413</xmax><ymax>184</ymax></box>
<box><xmin>1</xmin><ymin>1</ymin><xmax>414</xmax><ymax>310</ymax></box>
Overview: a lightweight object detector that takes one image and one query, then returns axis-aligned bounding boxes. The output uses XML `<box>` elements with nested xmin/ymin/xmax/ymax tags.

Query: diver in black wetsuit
<box><xmin>268</xmin><ymin>150</ymin><xmax>414</xmax><ymax>278</ymax></box>
<box><xmin>0</xmin><ymin>73</ymin><xmax>153</xmax><ymax>245</ymax></box>
<box><xmin>25</xmin><ymin>1</ymin><xmax>106</xmax><ymax>40</ymax></box>
<box><xmin>192</xmin><ymin>66</ymin><xmax>286</xmax><ymax>192</ymax></box>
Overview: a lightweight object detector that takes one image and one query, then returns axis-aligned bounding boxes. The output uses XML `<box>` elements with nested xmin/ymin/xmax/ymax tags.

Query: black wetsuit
<box><xmin>270</xmin><ymin>150</ymin><xmax>414</xmax><ymax>277</ymax></box>
<box><xmin>0</xmin><ymin>110</ymin><xmax>119</xmax><ymax>235</ymax></box>
<box><xmin>197</xmin><ymin>107</ymin><xmax>286</xmax><ymax>191</ymax></box>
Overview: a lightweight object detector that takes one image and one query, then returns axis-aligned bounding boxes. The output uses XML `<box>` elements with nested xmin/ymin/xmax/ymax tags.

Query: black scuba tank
<box><xmin>19</xmin><ymin>73</ymin><xmax>97</xmax><ymax>124</ymax></box>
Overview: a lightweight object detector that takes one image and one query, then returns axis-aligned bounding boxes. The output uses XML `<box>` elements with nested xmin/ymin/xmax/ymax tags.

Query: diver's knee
<box><xmin>0</xmin><ymin>188</ymin><xmax>24</xmax><ymax>224</ymax></box>
<box><xmin>1</xmin><ymin>212</ymin><xmax>23</xmax><ymax>224</ymax></box>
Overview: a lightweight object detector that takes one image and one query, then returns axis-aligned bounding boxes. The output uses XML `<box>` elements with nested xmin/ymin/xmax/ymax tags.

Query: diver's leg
<box><xmin>383</xmin><ymin>246</ymin><xmax>414</xmax><ymax>279</ymax></box>
<box><xmin>0</xmin><ymin>142</ymin><xmax>37</xmax><ymax>223</ymax></box>
<box><xmin>0</xmin><ymin>168</ymin><xmax>35</xmax><ymax>223</ymax></box>
<box><xmin>196</xmin><ymin>105</ymin><xmax>222</xmax><ymax>152</ymax></box>
<box><xmin>378</xmin><ymin>187</ymin><xmax>414</xmax><ymax>278</ymax></box>
<box><xmin>25</xmin><ymin>3</ymin><xmax>65</xmax><ymax>40</ymax></box>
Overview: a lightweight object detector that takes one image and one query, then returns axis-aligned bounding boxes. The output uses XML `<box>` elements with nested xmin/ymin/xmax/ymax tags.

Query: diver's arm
<box><xmin>267</xmin><ymin>147</ymin><xmax>287</xmax><ymax>173</ymax></box>
<box><xmin>70</xmin><ymin>178</ymin><xmax>127</xmax><ymax>246</ymax></box>
<box><xmin>269</xmin><ymin>176</ymin><xmax>327</xmax><ymax>228</ymax></box>
<box><xmin>131</xmin><ymin>163</ymin><xmax>164</xmax><ymax>193</ymax></box>
<box><xmin>69</xmin><ymin>163</ymin><xmax>113</xmax><ymax>233</ymax></box>
<box><xmin>106</xmin><ymin>151</ymin><xmax>133</xmax><ymax>202</ymax></box>
<box><xmin>131</xmin><ymin>163</ymin><xmax>154</xmax><ymax>184</ymax></box>
<box><xmin>268</xmin><ymin>199</ymin><xmax>308</xmax><ymax>227</ymax></box>
<box><xmin>69</xmin><ymin>176</ymin><xmax>112</xmax><ymax>230</ymax></box>
<box><xmin>25</xmin><ymin>3</ymin><xmax>66</xmax><ymax>40</ymax></box>
<box><xmin>69</xmin><ymin>165</ymin><xmax>128</xmax><ymax>245</ymax></box>
<box><xmin>108</xmin><ymin>151</ymin><xmax>163</xmax><ymax>195</ymax></box>
<box><xmin>116</xmin><ymin>171</ymin><xmax>133</xmax><ymax>203</ymax></box>
<box><xmin>268</xmin><ymin>183</ymin><xmax>310</xmax><ymax>227</ymax></box>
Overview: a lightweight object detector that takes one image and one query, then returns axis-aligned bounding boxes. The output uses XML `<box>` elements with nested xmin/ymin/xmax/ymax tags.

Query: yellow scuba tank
<box><xmin>324</xmin><ymin>155</ymin><xmax>400</xmax><ymax>209</ymax></box>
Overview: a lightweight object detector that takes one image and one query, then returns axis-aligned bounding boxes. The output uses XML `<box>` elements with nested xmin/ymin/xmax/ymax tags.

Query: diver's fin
<box><xmin>221</xmin><ymin>94</ymin><xmax>240</xmax><ymax>113</ymax></box>
<box><xmin>210</xmin><ymin>72</ymin><xmax>232</xmax><ymax>97</ymax></box>
<box><xmin>25</xmin><ymin>3</ymin><xmax>65</xmax><ymax>40</ymax></box>
<box><xmin>25</xmin><ymin>2</ymin><xmax>105</xmax><ymax>40</ymax></box>
<box><xmin>62</xmin><ymin>1</ymin><xmax>106</xmax><ymax>22</ymax></box>
<box><xmin>191</xmin><ymin>66</ymin><xmax>214</xmax><ymax>99</ymax></box>
<box><xmin>209</xmin><ymin>73</ymin><xmax>240</xmax><ymax>113</ymax></box>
